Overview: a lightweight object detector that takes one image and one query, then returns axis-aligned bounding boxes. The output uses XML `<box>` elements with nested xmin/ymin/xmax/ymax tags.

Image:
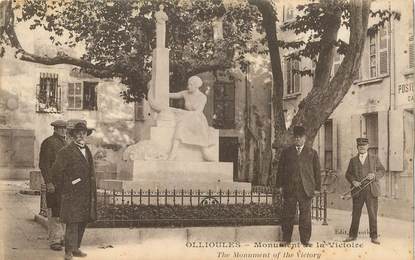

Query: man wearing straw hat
<box><xmin>343</xmin><ymin>137</ymin><xmax>385</xmax><ymax>245</ymax></box>
<box><xmin>51</xmin><ymin>119</ymin><xmax>97</xmax><ymax>260</ymax></box>
<box><xmin>39</xmin><ymin>119</ymin><xmax>67</xmax><ymax>251</ymax></box>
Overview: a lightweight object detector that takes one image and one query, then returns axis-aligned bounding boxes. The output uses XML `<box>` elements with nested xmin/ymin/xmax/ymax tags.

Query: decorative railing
<box><xmin>40</xmin><ymin>185</ymin><xmax>328</xmax><ymax>227</ymax></box>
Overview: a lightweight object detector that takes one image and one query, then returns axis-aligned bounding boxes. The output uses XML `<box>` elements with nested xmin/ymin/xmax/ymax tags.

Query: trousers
<box><xmin>47</xmin><ymin>208</ymin><xmax>65</xmax><ymax>245</ymax></box>
<box><xmin>64</xmin><ymin>222</ymin><xmax>87</xmax><ymax>253</ymax></box>
<box><xmin>281</xmin><ymin>186</ymin><xmax>312</xmax><ymax>244</ymax></box>
<box><xmin>348</xmin><ymin>188</ymin><xmax>378</xmax><ymax>239</ymax></box>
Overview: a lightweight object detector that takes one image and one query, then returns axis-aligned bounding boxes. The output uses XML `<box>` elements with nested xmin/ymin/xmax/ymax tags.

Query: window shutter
<box><xmin>286</xmin><ymin>59</ymin><xmax>291</xmax><ymax>94</ymax></box>
<box><xmin>389</xmin><ymin>110</ymin><xmax>403</xmax><ymax>171</ymax></box>
<box><xmin>68</xmin><ymin>83</ymin><xmax>75</xmax><ymax>109</ymax></box>
<box><xmin>318</xmin><ymin>127</ymin><xmax>325</xmax><ymax>170</ymax></box>
<box><xmin>377</xmin><ymin>111</ymin><xmax>388</xmax><ymax>168</ymax></box>
<box><xmin>350</xmin><ymin>114</ymin><xmax>362</xmax><ymax>156</ymax></box>
<box><xmin>332</xmin><ymin>118</ymin><xmax>338</xmax><ymax>170</ymax></box>
<box><xmin>294</xmin><ymin>60</ymin><xmax>300</xmax><ymax>93</ymax></box>
<box><xmin>12</xmin><ymin>129</ymin><xmax>35</xmax><ymax>167</ymax></box>
<box><xmin>409</xmin><ymin>35</ymin><xmax>414</xmax><ymax>68</ymax></box>
<box><xmin>378</xmin><ymin>26</ymin><xmax>389</xmax><ymax>75</ymax></box>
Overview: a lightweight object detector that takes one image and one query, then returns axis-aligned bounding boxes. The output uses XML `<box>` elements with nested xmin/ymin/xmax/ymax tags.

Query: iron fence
<box><xmin>40</xmin><ymin>185</ymin><xmax>328</xmax><ymax>227</ymax></box>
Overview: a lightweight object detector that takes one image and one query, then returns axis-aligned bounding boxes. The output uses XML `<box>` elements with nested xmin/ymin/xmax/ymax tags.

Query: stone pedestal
<box><xmin>100</xmin><ymin>161</ymin><xmax>250</xmax><ymax>191</ymax></box>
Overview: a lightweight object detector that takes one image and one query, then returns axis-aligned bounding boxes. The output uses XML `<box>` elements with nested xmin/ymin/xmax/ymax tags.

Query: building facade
<box><xmin>277</xmin><ymin>0</ymin><xmax>414</xmax><ymax>218</ymax></box>
<box><xmin>0</xmin><ymin>55</ymin><xmax>135</xmax><ymax>179</ymax></box>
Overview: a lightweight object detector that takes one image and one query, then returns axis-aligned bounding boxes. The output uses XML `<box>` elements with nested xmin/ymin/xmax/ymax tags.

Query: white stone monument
<box><xmin>101</xmin><ymin>5</ymin><xmax>250</xmax><ymax>192</ymax></box>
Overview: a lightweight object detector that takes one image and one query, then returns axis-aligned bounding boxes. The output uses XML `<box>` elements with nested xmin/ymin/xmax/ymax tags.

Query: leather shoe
<box><xmin>302</xmin><ymin>242</ymin><xmax>312</xmax><ymax>247</ymax></box>
<box><xmin>72</xmin><ymin>249</ymin><xmax>87</xmax><ymax>257</ymax></box>
<box><xmin>343</xmin><ymin>237</ymin><xmax>356</xmax><ymax>242</ymax></box>
<box><xmin>371</xmin><ymin>238</ymin><xmax>380</xmax><ymax>245</ymax></box>
<box><xmin>50</xmin><ymin>243</ymin><xmax>63</xmax><ymax>251</ymax></box>
<box><xmin>64</xmin><ymin>252</ymin><xmax>73</xmax><ymax>260</ymax></box>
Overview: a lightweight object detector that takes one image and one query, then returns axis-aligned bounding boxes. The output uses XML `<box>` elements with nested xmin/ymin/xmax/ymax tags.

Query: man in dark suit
<box><xmin>39</xmin><ymin>119</ymin><xmax>67</xmax><ymax>251</ymax></box>
<box><xmin>343</xmin><ymin>138</ymin><xmax>385</xmax><ymax>245</ymax></box>
<box><xmin>51</xmin><ymin>119</ymin><xmax>96</xmax><ymax>260</ymax></box>
<box><xmin>276</xmin><ymin>126</ymin><xmax>321</xmax><ymax>246</ymax></box>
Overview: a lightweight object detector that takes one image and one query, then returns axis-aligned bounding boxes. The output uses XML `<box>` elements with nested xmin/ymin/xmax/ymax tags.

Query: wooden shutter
<box><xmin>409</xmin><ymin>35</ymin><xmax>414</xmax><ymax>68</ymax></box>
<box><xmin>286</xmin><ymin>59</ymin><xmax>292</xmax><ymax>94</ymax></box>
<box><xmin>83</xmin><ymin>82</ymin><xmax>98</xmax><ymax>110</ymax></box>
<box><xmin>377</xmin><ymin>111</ymin><xmax>388</xmax><ymax>168</ymax></box>
<box><xmin>293</xmin><ymin>60</ymin><xmax>300</xmax><ymax>93</ymax></box>
<box><xmin>332</xmin><ymin>118</ymin><xmax>338</xmax><ymax>170</ymax></box>
<box><xmin>67</xmin><ymin>83</ymin><xmax>75</xmax><ymax>109</ymax></box>
<box><xmin>0</xmin><ymin>129</ymin><xmax>12</xmax><ymax>166</ymax></box>
<box><xmin>350</xmin><ymin>114</ymin><xmax>362</xmax><ymax>156</ymax></box>
<box><xmin>378</xmin><ymin>26</ymin><xmax>389</xmax><ymax>75</ymax></box>
<box><xmin>12</xmin><ymin>129</ymin><xmax>35</xmax><ymax>167</ymax></box>
<box><xmin>318</xmin><ymin>127</ymin><xmax>325</xmax><ymax>170</ymax></box>
<box><xmin>389</xmin><ymin>110</ymin><xmax>403</xmax><ymax>171</ymax></box>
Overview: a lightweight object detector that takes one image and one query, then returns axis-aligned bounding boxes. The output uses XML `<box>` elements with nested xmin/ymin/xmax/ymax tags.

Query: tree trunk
<box><xmin>291</xmin><ymin>0</ymin><xmax>370</xmax><ymax>147</ymax></box>
<box><xmin>249</xmin><ymin>0</ymin><xmax>285</xmax><ymax>186</ymax></box>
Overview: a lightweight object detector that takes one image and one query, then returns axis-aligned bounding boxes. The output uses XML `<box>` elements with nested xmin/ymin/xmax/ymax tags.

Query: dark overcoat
<box><xmin>39</xmin><ymin>133</ymin><xmax>66</xmax><ymax>212</ymax></box>
<box><xmin>345</xmin><ymin>154</ymin><xmax>385</xmax><ymax>197</ymax></box>
<box><xmin>51</xmin><ymin>142</ymin><xmax>97</xmax><ymax>223</ymax></box>
<box><xmin>276</xmin><ymin>145</ymin><xmax>321</xmax><ymax>197</ymax></box>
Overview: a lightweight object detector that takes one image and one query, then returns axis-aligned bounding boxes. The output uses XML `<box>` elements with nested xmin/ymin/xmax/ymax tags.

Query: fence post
<box><xmin>130</xmin><ymin>189</ymin><xmax>134</xmax><ymax>228</ymax></box>
<box><xmin>322</xmin><ymin>190</ymin><xmax>328</xmax><ymax>225</ymax></box>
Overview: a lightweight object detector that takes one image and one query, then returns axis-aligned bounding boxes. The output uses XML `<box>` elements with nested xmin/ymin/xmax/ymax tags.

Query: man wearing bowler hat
<box><xmin>276</xmin><ymin>125</ymin><xmax>321</xmax><ymax>246</ymax></box>
<box><xmin>51</xmin><ymin>119</ymin><xmax>97</xmax><ymax>260</ymax></box>
<box><xmin>39</xmin><ymin>119</ymin><xmax>67</xmax><ymax>251</ymax></box>
<box><xmin>343</xmin><ymin>137</ymin><xmax>385</xmax><ymax>245</ymax></box>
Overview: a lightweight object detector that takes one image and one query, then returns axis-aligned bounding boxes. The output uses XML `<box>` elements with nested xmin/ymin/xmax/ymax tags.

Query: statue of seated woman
<box><xmin>167</xmin><ymin>76</ymin><xmax>215</xmax><ymax>160</ymax></box>
<box><xmin>146</xmin><ymin>76</ymin><xmax>216</xmax><ymax>161</ymax></box>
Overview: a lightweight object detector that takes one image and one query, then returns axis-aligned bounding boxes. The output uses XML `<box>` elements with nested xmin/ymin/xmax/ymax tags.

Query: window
<box><xmin>367</xmin><ymin>26</ymin><xmax>389</xmax><ymax>78</ymax></box>
<box><xmin>67</xmin><ymin>81</ymin><xmax>97</xmax><ymax>110</ymax></box>
<box><xmin>324</xmin><ymin>120</ymin><xmax>333</xmax><ymax>170</ymax></box>
<box><xmin>213</xmin><ymin>80</ymin><xmax>235</xmax><ymax>129</ymax></box>
<box><xmin>284</xmin><ymin>6</ymin><xmax>295</xmax><ymax>21</ymax></box>
<box><xmin>286</xmin><ymin>59</ymin><xmax>300</xmax><ymax>95</ymax></box>
<box><xmin>364</xmin><ymin>113</ymin><xmax>379</xmax><ymax>156</ymax></box>
<box><xmin>36</xmin><ymin>73</ymin><xmax>61</xmax><ymax>113</ymax></box>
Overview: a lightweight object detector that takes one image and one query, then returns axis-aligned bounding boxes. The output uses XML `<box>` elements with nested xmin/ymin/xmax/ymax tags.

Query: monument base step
<box><xmin>131</xmin><ymin>161</ymin><xmax>235</xmax><ymax>181</ymax></box>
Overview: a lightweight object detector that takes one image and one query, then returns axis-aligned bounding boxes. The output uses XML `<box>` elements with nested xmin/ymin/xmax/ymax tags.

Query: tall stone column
<box><xmin>151</xmin><ymin>4</ymin><xmax>170</xmax><ymax>110</ymax></box>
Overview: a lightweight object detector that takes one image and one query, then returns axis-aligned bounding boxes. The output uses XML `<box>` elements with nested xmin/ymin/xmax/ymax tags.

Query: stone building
<box><xmin>277</xmin><ymin>0</ymin><xmax>413</xmax><ymax>218</ymax></box>
<box><xmin>0</xmin><ymin>36</ymin><xmax>135</xmax><ymax>179</ymax></box>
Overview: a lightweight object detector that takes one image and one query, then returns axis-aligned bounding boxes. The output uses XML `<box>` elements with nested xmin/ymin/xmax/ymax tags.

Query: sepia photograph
<box><xmin>0</xmin><ymin>0</ymin><xmax>413</xmax><ymax>259</ymax></box>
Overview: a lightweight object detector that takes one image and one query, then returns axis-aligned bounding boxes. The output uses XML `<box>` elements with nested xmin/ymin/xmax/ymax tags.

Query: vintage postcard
<box><xmin>0</xmin><ymin>0</ymin><xmax>413</xmax><ymax>259</ymax></box>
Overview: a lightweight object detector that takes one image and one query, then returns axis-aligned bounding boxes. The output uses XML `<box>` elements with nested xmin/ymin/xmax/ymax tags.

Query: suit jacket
<box><xmin>51</xmin><ymin>142</ymin><xmax>97</xmax><ymax>223</ymax></box>
<box><xmin>276</xmin><ymin>145</ymin><xmax>321</xmax><ymax>197</ymax></box>
<box><xmin>345</xmin><ymin>154</ymin><xmax>385</xmax><ymax>197</ymax></box>
<box><xmin>39</xmin><ymin>133</ymin><xmax>66</xmax><ymax>184</ymax></box>
<box><xmin>39</xmin><ymin>133</ymin><xmax>66</xmax><ymax>210</ymax></box>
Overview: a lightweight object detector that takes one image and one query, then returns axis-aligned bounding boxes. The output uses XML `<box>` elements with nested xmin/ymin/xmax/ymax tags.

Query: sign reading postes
<box><xmin>397</xmin><ymin>81</ymin><xmax>414</xmax><ymax>106</ymax></box>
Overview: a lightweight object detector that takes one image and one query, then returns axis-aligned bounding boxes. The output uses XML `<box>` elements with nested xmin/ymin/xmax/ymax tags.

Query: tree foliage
<box><xmin>7</xmin><ymin>0</ymin><xmax>264</xmax><ymax>101</ymax></box>
<box><xmin>0</xmin><ymin>0</ymin><xmax>400</xmax><ymax>185</ymax></box>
